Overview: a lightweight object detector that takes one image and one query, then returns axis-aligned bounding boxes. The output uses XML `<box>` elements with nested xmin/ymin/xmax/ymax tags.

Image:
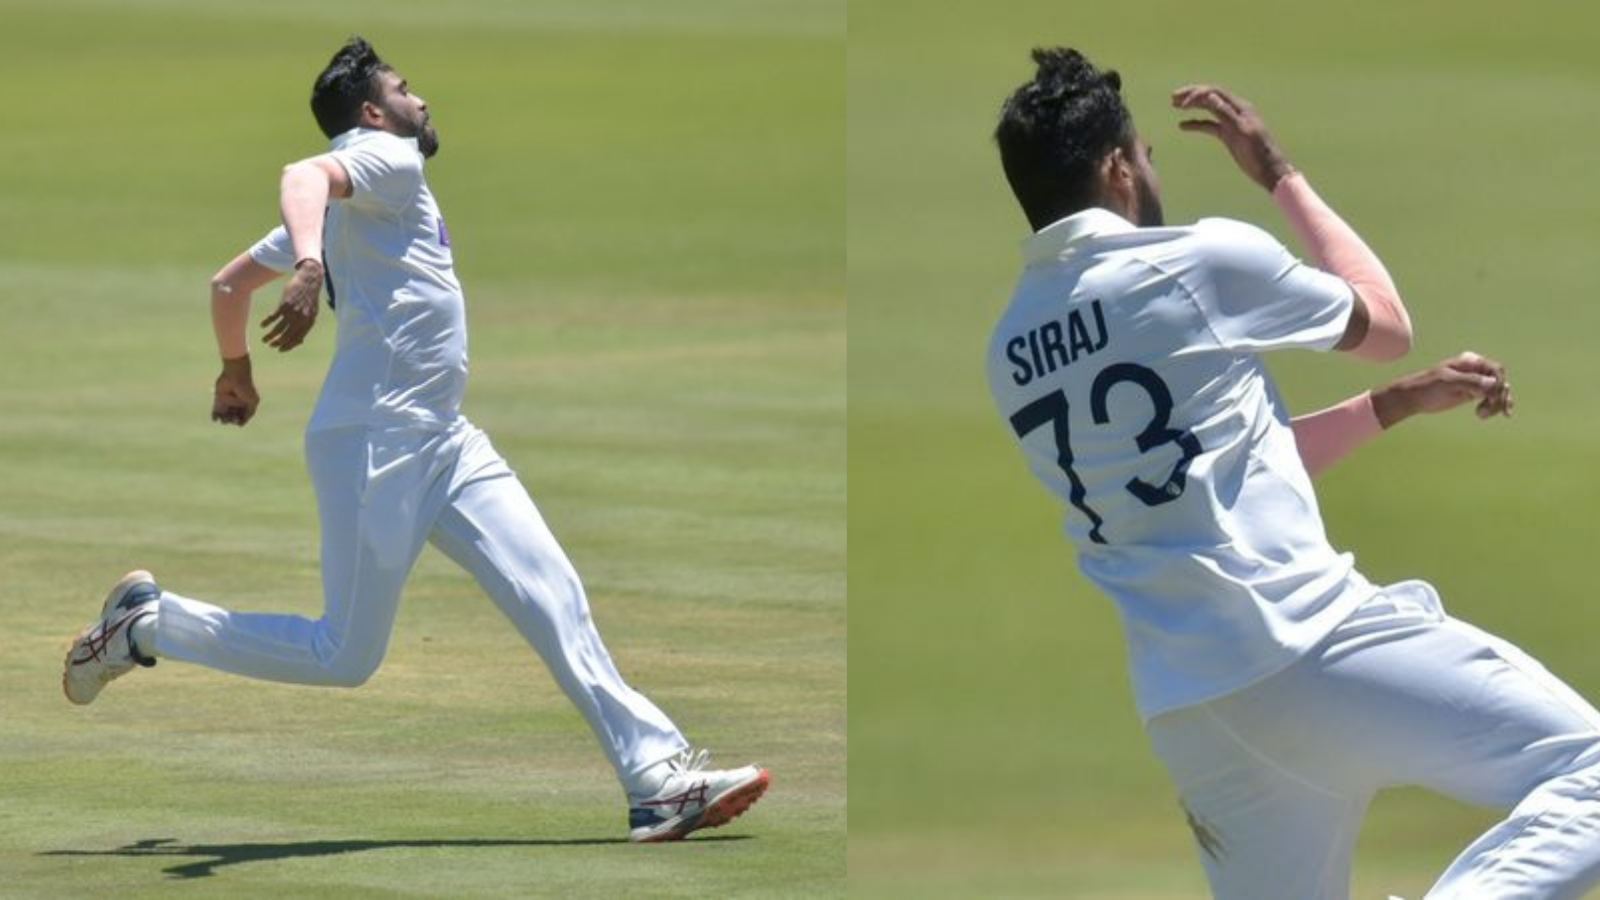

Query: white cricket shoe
<box><xmin>627</xmin><ymin>748</ymin><xmax>770</xmax><ymax>843</ymax></box>
<box><xmin>63</xmin><ymin>569</ymin><xmax>161</xmax><ymax>706</ymax></box>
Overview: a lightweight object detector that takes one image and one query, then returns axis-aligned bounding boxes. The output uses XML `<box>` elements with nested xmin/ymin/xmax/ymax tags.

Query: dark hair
<box><xmin>995</xmin><ymin>48</ymin><xmax>1135</xmax><ymax>229</ymax></box>
<box><xmin>310</xmin><ymin>37</ymin><xmax>391</xmax><ymax>139</ymax></box>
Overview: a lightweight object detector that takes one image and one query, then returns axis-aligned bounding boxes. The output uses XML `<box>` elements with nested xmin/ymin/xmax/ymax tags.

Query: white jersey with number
<box><xmin>987</xmin><ymin>208</ymin><xmax>1378</xmax><ymax>719</ymax></box>
<box><xmin>249</xmin><ymin>127</ymin><xmax>465</xmax><ymax>433</ymax></box>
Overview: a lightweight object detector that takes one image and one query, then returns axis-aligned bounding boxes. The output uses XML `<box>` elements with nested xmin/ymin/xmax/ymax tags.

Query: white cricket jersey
<box><xmin>249</xmin><ymin>127</ymin><xmax>466</xmax><ymax>433</ymax></box>
<box><xmin>986</xmin><ymin>208</ymin><xmax>1378</xmax><ymax>719</ymax></box>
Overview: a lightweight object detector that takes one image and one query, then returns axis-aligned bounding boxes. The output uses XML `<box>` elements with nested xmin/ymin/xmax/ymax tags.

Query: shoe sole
<box><xmin>61</xmin><ymin>570</ymin><xmax>157</xmax><ymax>705</ymax></box>
<box><xmin>635</xmin><ymin>768</ymin><xmax>771</xmax><ymax>843</ymax></box>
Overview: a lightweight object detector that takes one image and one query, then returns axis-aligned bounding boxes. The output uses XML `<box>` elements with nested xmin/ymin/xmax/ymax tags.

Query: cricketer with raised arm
<box><xmin>988</xmin><ymin>47</ymin><xmax>1598</xmax><ymax>899</ymax></box>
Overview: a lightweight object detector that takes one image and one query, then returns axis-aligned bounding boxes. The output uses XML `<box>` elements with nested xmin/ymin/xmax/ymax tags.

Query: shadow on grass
<box><xmin>41</xmin><ymin>834</ymin><xmax>752</xmax><ymax>878</ymax></box>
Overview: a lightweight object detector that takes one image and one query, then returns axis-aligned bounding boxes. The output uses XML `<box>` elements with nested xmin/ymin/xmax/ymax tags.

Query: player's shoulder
<box><xmin>1187</xmin><ymin>216</ymin><xmax>1283</xmax><ymax>250</ymax></box>
<box><xmin>1169</xmin><ymin>217</ymin><xmax>1291</xmax><ymax>273</ymax></box>
<box><xmin>335</xmin><ymin>129</ymin><xmax>423</xmax><ymax>167</ymax></box>
<box><xmin>1099</xmin><ymin>217</ymin><xmax>1280</xmax><ymax>264</ymax></box>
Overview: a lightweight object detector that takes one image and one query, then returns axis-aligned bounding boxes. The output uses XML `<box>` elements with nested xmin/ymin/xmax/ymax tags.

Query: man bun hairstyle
<box><xmin>310</xmin><ymin>36</ymin><xmax>391</xmax><ymax>139</ymax></box>
<box><xmin>995</xmin><ymin>47</ymin><xmax>1136</xmax><ymax>229</ymax></box>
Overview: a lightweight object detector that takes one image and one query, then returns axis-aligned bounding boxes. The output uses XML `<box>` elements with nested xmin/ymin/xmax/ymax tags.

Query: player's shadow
<box><xmin>41</xmin><ymin>834</ymin><xmax>751</xmax><ymax>879</ymax></box>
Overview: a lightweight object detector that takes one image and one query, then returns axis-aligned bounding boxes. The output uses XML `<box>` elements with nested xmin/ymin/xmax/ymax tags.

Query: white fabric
<box><xmin>1147</xmin><ymin>582</ymin><xmax>1600</xmax><ymax>899</ymax></box>
<box><xmin>249</xmin><ymin>127</ymin><xmax>466</xmax><ymax>433</ymax></box>
<box><xmin>152</xmin><ymin>421</ymin><xmax>688</xmax><ymax>781</ymax></box>
<box><xmin>987</xmin><ymin>208</ymin><xmax>1369</xmax><ymax>719</ymax></box>
<box><xmin>212</xmin><ymin>128</ymin><xmax>685</xmax><ymax>788</ymax></box>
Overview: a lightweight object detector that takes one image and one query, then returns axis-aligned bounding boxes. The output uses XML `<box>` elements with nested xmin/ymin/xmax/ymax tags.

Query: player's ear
<box><xmin>1103</xmin><ymin>146</ymin><xmax>1133</xmax><ymax>186</ymax></box>
<box><xmin>359</xmin><ymin>100</ymin><xmax>383</xmax><ymax>128</ymax></box>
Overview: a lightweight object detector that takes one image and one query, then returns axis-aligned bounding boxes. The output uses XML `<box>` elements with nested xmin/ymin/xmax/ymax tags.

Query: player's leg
<box><xmin>106</xmin><ymin>428</ymin><xmax>434</xmax><ymax>688</ymax></box>
<box><xmin>1147</xmin><ymin>700</ymin><xmax>1370</xmax><ymax>900</ymax></box>
<box><xmin>426</xmin><ymin>440</ymin><xmax>689</xmax><ymax>778</ymax></box>
<box><xmin>1428</xmin><ymin>770</ymin><xmax>1600</xmax><ymax>900</ymax></box>
<box><xmin>427</xmin><ymin>424</ymin><xmax>768</xmax><ymax>840</ymax></box>
<box><xmin>1195</xmin><ymin>581</ymin><xmax>1600</xmax><ymax>899</ymax></box>
<box><xmin>1410</xmin><ymin>619</ymin><xmax>1600</xmax><ymax>898</ymax></box>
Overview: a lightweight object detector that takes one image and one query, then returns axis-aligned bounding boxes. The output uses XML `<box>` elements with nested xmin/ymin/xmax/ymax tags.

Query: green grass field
<box><xmin>848</xmin><ymin>1</ymin><xmax>1600</xmax><ymax>897</ymax></box>
<box><xmin>0</xmin><ymin>1</ymin><xmax>842</xmax><ymax>897</ymax></box>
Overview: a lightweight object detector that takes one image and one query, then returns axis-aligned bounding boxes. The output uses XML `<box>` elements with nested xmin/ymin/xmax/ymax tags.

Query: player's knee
<box><xmin>320</xmin><ymin>654</ymin><xmax>380</xmax><ymax>687</ymax></box>
<box><xmin>311</xmin><ymin>633</ymin><xmax>384</xmax><ymax>687</ymax></box>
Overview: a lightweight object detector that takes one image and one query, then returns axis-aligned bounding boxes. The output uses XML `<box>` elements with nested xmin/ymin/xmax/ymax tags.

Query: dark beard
<box><xmin>1134</xmin><ymin>176</ymin><xmax>1164</xmax><ymax>227</ymax></box>
<box><xmin>382</xmin><ymin>99</ymin><xmax>440</xmax><ymax>159</ymax></box>
<box><xmin>418</xmin><ymin>124</ymin><xmax>440</xmax><ymax>159</ymax></box>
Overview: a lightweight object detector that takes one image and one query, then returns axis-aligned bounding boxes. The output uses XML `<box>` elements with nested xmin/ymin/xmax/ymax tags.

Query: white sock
<box><xmin>129</xmin><ymin>610</ymin><xmax>159</xmax><ymax>660</ymax></box>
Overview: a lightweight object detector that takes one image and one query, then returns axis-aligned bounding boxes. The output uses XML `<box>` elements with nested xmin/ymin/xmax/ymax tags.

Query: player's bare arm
<box><xmin>1292</xmin><ymin>351</ymin><xmax>1512</xmax><ymax>477</ymax></box>
<box><xmin>1371</xmin><ymin>350</ymin><xmax>1514</xmax><ymax>426</ymax></box>
<box><xmin>209</xmin><ymin>252</ymin><xmax>283</xmax><ymax>426</ymax></box>
<box><xmin>261</xmin><ymin>156</ymin><xmax>351</xmax><ymax>353</ymax></box>
<box><xmin>1174</xmin><ymin>84</ymin><xmax>1413</xmax><ymax>362</ymax></box>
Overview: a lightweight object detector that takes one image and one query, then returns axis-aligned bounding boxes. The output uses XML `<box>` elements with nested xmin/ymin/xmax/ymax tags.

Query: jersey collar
<box><xmin>328</xmin><ymin>126</ymin><xmax>422</xmax><ymax>155</ymax></box>
<box><xmin>1023</xmin><ymin>208</ymin><xmax>1136</xmax><ymax>265</ymax></box>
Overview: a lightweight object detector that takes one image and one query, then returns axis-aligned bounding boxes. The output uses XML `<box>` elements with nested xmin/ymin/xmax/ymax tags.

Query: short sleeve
<box><xmin>328</xmin><ymin>133</ymin><xmax>422</xmax><ymax>211</ymax></box>
<box><xmin>248</xmin><ymin>225</ymin><xmax>295</xmax><ymax>273</ymax></box>
<box><xmin>1187</xmin><ymin>218</ymin><xmax>1354</xmax><ymax>353</ymax></box>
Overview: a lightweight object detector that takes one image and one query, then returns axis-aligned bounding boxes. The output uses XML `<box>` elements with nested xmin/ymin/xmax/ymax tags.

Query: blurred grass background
<box><xmin>0</xmin><ymin>1</ymin><xmax>842</xmax><ymax>896</ymax></box>
<box><xmin>848</xmin><ymin>1</ymin><xmax>1600</xmax><ymax>896</ymax></box>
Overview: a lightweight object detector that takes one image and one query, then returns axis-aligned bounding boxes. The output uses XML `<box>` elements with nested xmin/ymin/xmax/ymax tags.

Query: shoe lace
<box><xmin>670</xmin><ymin>747</ymin><xmax>712</xmax><ymax>773</ymax></box>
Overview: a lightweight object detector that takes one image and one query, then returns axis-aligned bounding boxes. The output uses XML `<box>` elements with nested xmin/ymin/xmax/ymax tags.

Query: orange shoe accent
<box><xmin>640</xmin><ymin>769</ymin><xmax>771</xmax><ymax>842</ymax></box>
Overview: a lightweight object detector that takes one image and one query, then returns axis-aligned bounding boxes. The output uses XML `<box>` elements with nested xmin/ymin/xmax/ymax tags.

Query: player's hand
<box><xmin>261</xmin><ymin>258</ymin><xmax>322</xmax><ymax>352</ymax></box>
<box><xmin>1172</xmin><ymin>84</ymin><xmax>1296</xmax><ymax>192</ymax></box>
<box><xmin>1371</xmin><ymin>351</ymin><xmax>1514</xmax><ymax>429</ymax></box>
<box><xmin>212</xmin><ymin>355</ymin><xmax>260</xmax><ymax>427</ymax></box>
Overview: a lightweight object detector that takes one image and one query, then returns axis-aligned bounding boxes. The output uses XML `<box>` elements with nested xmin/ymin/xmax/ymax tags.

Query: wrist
<box><xmin>221</xmin><ymin>354</ymin><xmax>252</xmax><ymax>375</ymax></box>
<box><xmin>1370</xmin><ymin>385</ymin><xmax>1408</xmax><ymax>429</ymax></box>
<box><xmin>1263</xmin><ymin>158</ymin><xmax>1298</xmax><ymax>193</ymax></box>
<box><xmin>293</xmin><ymin>257</ymin><xmax>323</xmax><ymax>273</ymax></box>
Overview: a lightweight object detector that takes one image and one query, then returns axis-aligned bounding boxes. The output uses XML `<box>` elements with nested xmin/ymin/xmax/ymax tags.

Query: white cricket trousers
<box><xmin>1147</xmin><ymin>581</ymin><xmax>1600</xmax><ymax>899</ymax></box>
<box><xmin>151</xmin><ymin>420</ymin><xmax>688</xmax><ymax>785</ymax></box>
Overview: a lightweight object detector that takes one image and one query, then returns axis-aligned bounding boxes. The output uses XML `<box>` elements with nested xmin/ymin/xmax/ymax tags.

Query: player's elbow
<box><xmin>1390</xmin><ymin>324</ymin><xmax>1415</xmax><ymax>359</ymax></box>
<box><xmin>1349</xmin><ymin>325</ymin><xmax>1413</xmax><ymax>363</ymax></box>
<box><xmin>210</xmin><ymin>257</ymin><xmax>254</xmax><ymax>298</ymax></box>
<box><xmin>1343</xmin><ymin>285</ymin><xmax>1413</xmax><ymax>362</ymax></box>
<box><xmin>1373</xmin><ymin>312</ymin><xmax>1415</xmax><ymax>360</ymax></box>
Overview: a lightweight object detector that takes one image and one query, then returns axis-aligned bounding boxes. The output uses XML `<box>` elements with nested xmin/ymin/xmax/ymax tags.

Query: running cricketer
<box><xmin>988</xmin><ymin>48</ymin><xmax>1600</xmax><ymax>897</ymax></box>
<box><xmin>63</xmin><ymin>37</ymin><xmax>769</xmax><ymax>843</ymax></box>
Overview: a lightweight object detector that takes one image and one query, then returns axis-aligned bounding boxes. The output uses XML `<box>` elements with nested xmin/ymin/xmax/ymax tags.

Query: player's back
<box><xmin>987</xmin><ymin>208</ymin><xmax>1375</xmax><ymax>719</ymax></box>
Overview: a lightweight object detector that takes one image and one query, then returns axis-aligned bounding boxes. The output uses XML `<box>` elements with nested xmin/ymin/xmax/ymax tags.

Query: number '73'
<box><xmin>1008</xmin><ymin>362</ymin><xmax>1203</xmax><ymax>545</ymax></box>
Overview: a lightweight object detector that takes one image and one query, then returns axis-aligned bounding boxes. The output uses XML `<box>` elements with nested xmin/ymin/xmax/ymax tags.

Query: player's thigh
<box><xmin>1224</xmin><ymin>583</ymin><xmax>1600</xmax><ymax>808</ymax></box>
<box><xmin>305</xmin><ymin>427</ymin><xmax>369</xmax><ymax>612</ymax></box>
<box><xmin>1411</xmin><ymin>616</ymin><xmax>1600</xmax><ymax>806</ymax></box>
<box><xmin>305</xmin><ymin>426</ymin><xmax>440</xmax><ymax>633</ymax></box>
<box><xmin>430</xmin><ymin>470</ymin><xmax>580</xmax><ymax>602</ymax></box>
<box><xmin>305</xmin><ymin>426</ymin><xmax>367</xmax><ymax>540</ymax></box>
<box><xmin>1148</xmin><ymin>704</ymin><xmax>1368</xmax><ymax>900</ymax></box>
